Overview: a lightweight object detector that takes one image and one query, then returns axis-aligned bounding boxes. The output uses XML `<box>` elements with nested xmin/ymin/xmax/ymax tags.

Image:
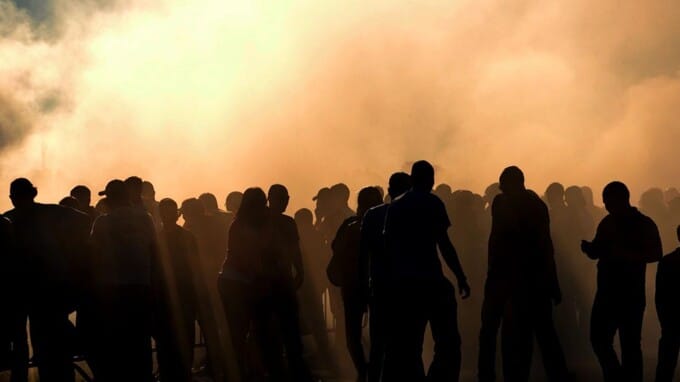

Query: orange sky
<box><xmin>1</xmin><ymin>0</ymin><xmax>680</xmax><ymax>211</ymax></box>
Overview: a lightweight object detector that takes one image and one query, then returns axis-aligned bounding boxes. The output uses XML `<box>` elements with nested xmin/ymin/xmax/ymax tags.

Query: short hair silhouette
<box><xmin>268</xmin><ymin>184</ymin><xmax>290</xmax><ymax>214</ymax></box>
<box><xmin>499</xmin><ymin>166</ymin><xmax>524</xmax><ymax>193</ymax></box>
<box><xmin>226</xmin><ymin>191</ymin><xmax>243</xmax><ymax>212</ymax></box>
<box><xmin>141</xmin><ymin>181</ymin><xmax>156</xmax><ymax>199</ymax></box>
<box><xmin>199</xmin><ymin>193</ymin><xmax>219</xmax><ymax>212</ymax></box>
<box><xmin>331</xmin><ymin>183</ymin><xmax>351</xmax><ymax>204</ymax></box>
<box><xmin>388</xmin><ymin>172</ymin><xmax>411</xmax><ymax>199</ymax></box>
<box><xmin>602</xmin><ymin>181</ymin><xmax>630</xmax><ymax>214</ymax></box>
<box><xmin>357</xmin><ymin>187</ymin><xmax>383</xmax><ymax>216</ymax></box>
<box><xmin>159</xmin><ymin>198</ymin><xmax>179</xmax><ymax>224</ymax></box>
<box><xmin>70</xmin><ymin>185</ymin><xmax>91</xmax><ymax>200</ymax></box>
<box><xmin>294</xmin><ymin>208</ymin><xmax>314</xmax><ymax>226</ymax></box>
<box><xmin>59</xmin><ymin>196</ymin><xmax>80</xmax><ymax>209</ymax></box>
<box><xmin>10</xmin><ymin>178</ymin><xmax>37</xmax><ymax>200</ymax></box>
<box><xmin>124</xmin><ymin>176</ymin><xmax>143</xmax><ymax>199</ymax></box>
<box><xmin>411</xmin><ymin>160</ymin><xmax>435</xmax><ymax>191</ymax></box>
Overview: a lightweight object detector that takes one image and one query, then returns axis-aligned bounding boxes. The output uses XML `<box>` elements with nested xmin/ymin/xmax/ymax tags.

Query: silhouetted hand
<box><xmin>459</xmin><ymin>279</ymin><xmax>471</xmax><ymax>300</ymax></box>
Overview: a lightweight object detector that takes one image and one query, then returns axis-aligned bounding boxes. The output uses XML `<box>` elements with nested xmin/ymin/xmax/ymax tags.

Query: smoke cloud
<box><xmin>0</xmin><ymin>0</ymin><xmax>679</xmax><ymax>210</ymax></box>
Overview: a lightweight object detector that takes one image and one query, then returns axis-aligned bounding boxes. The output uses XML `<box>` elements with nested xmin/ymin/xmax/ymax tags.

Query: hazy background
<box><xmin>1</xmin><ymin>0</ymin><xmax>679</xmax><ymax>211</ymax></box>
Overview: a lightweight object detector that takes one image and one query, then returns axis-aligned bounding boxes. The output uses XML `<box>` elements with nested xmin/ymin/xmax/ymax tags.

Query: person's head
<box><xmin>602</xmin><ymin>181</ymin><xmax>631</xmax><ymax>215</ymax></box>
<box><xmin>330</xmin><ymin>183</ymin><xmax>351</xmax><ymax>207</ymax></box>
<box><xmin>357</xmin><ymin>187</ymin><xmax>383</xmax><ymax>217</ymax></box>
<box><xmin>581</xmin><ymin>186</ymin><xmax>595</xmax><ymax>206</ymax></box>
<box><xmin>294</xmin><ymin>208</ymin><xmax>314</xmax><ymax>229</ymax></box>
<box><xmin>141</xmin><ymin>181</ymin><xmax>156</xmax><ymax>201</ymax></box>
<box><xmin>434</xmin><ymin>184</ymin><xmax>452</xmax><ymax>201</ymax></box>
<box><xmin>268</xmin><ymin>184</ymin><xmax>290</xmax><ymax>214</ymax></box>
<box><xmin>70</xmin><ymin>185</ymin><xmax>91</xmax><ymax>208</ymax></box>
<box><xmin>314</xmin><ymin>187</ymin><xmax>332</xmax><ymax>216</ymax></box>
<box><xmin>498</xmin><ymin>166</ymin><xmax>525</xmax><ymax>195</ymax></box>
<box><xmin>98</xmin><ymin>179</ymin><xmax>129</xmax><ymax>208</ymax></box>
<box><xmin>639</xmin><ymin>188</ymin><xmax>666</xmax><ymax>213</ymax></box>
<box><xmin>159</xmin><ymin>198</ymin><xmax>179</xmax><ymax>227</ymax></box>
<box><xmin>124</xmin><ymin>176</ymin><xmax>143</xmax><ymax>203</ymax></box>
<box><xmin>484</xmin><ymin>183</ymin><xmax>502</xmax><ymax>206</ymax></box>
<box><xmin>226</xmin><ymin>191</ymin><xmax>243</xmax><ymax>213</ymax></box>
<box><xmin>238</xmin><ymin>188</ymin><xmax>269</xmax><ymax>226</ymax></box>
<box><xmin>180</xmin><ymin>198</ymin><xmax>203</xmax><ymax>223</ymax></box>
<box><xmin>95</xmin><ymin>198</ymin><xmax>110</xmax><ymax>214</ymax></box>
<box><xmin>9</xmin><ymin>178</ymin><xmax>38</xmax><ymax>208</ymax></box>
<box><xmin>199</xmin><ymin>193</ymin><xmax>219</xmax><ymax>213</ymax></box>
<box><xmin>411</xmin><ymin>160</ymin><xmax>435</xmax><ymax>192</ymax></box>
<box><xmin>545</xmin><ymin>182</ymin><xmax>565</xmax><ymax>208</ymax></box>
<box><xmin>388</xmin><ymin>172</ymin><xmax>411</xmax><ymax>199</ymax></box>
<box><xmin>565</xmin><ymin>186</ymin><xmax>586</xmax><ymax>208</ymax></box>
<box><xmin>59</xmin><ymin>196</ymin><xmax>80</xmax><ymax>209</ymax></box>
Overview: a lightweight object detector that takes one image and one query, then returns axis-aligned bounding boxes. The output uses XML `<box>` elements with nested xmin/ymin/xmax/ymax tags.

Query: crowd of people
<box><xmin>1</xmin><ymin>161</ymin><xmax>680</xmax><ymax>382</ymax></box>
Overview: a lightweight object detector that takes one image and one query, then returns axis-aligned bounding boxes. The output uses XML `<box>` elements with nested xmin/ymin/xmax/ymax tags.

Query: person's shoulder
<box><xmin>661</xmin><ymin>248</ymin><xmax>680</xmax><ymax>268</ymax></box>
<box><xmin>364</xmin><ymin>204</ymin><xmax>387</xmax><ymax>220</ymax></box>
<box><xmin>3</xmin><ymin>209</ymin><xmax>16</xmax><ymax>220</ymax></box>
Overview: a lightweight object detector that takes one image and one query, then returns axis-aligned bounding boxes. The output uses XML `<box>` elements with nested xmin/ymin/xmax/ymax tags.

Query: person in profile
<box><xmin>89</xmin><ymin>179</ymin><xmax>158</xmax><ymax>382</ymax></box>
<box><xmin>265</xmin><ymin>184</ymin><xmax>312</xmax><ymax>381</ymax></box>
<box><xmin>482</xmin><ymin>167</ymin><xmax>568</xmax><ymax>382</ymax></box>
<box><xmin>4</xmin><ymin>178</ymin><xmax>89</xmax><ymax>382</ymax></box>
<box><xmin>581</xmin><ymin>181</ymin><xmax>663</xmax><ymax>382</ymax></box>
<box><xmin>381</xmin><ymin>160</ymin><xmax>470</xmax><ymax>382</ymax></box>
<box><xmin>655</xmin><ymin>225</ymin><xmax>680</xmax><ymax>382</ymax></box>
<box><xmin>360</xmin><ymin>172</ymin><xmax>411</xmax><ymax>382</ymax></box>
<box><xmin>70</xmin><ymin>185</ymin><xmax>99</xmax><ymax>221</ymax></box>
<box><xmin>329</xmin><ymin>187</ymin><xmax>383</xmax><ymax>382</ymax></box>
<box><xmin>153</xmin><ymin>198</ymin><xmax>200</xmax><ymax>382</ymax></box>
<box><xmin>141</xmin><ymin>181</ymin><xmax>161</xmax><ymax>229</ymax></box>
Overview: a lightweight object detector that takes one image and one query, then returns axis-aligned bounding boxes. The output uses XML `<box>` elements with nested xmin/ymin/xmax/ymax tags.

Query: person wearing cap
<box><xmin>4</xmin><ymin>178</ymin><xmax>90</xmax><ymax>382</ymax></box>
<box><xmin>89</xmin><ymin>179</ymin><xmax>159</xmax><ymax>382</ymax></box>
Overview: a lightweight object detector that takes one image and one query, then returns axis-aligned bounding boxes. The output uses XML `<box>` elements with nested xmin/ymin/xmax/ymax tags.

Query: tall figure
<box><xmin>581</xmin><ymin>181</ymin><xmax>662</xmax><ymax>382</ymax></box>
<box><xmin>89</xmin><ymin>179</ymin><xmax>158</xmax><ymax>382</ymax></box>
<box><xmin>381</xmin><ymin>160</ymin><xmax>470</xmax><ymax>382</ymax></box>
<box><xmin>360</xmin><ymin>172</ymin><xmax>412</xmax><ymax>382</ymax></box>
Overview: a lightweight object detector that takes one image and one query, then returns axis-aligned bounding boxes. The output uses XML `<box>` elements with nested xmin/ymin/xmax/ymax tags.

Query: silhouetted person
<box><xmin>153</xmin><ymin>198</ymin><xmax>200</xmax><ymax>382</ymax></box>
<box><xmin>141</xmin><ymin>181</ymin><xmax>161</xmax><ymax>229</ymax></box>
<box><xmin>382</xmin><ymin>160</ymin><xmax>470</xmax><ymax>382</ymax></box>
<box><xmin>70</xmin><ymin>185</ymin><xmax>99</xmax><ymax>222</ymax></box>
<box><xmin>483</xmin><ymin>168</ymin><xmax>568</xmax><ymax>382</ymax></box>
<box><xmin>181</xmin><ymin>197</ymin><xmax>227</xmax><ymax>381</ymax></box>
<box><xmin>295</xmin><ymin>208</ymin><xmax>337</xmax><ymax>373</ymax></box>
<box><xmin>640</xmin><ymin>188</ymin><xmax>673</xmax><ymax>251</ymax></box>
<box><xmin>655</xmin><ymin>225</ymin><xmax>680</xmax><ymax>382</ymax></box>
<box><xmin>582</xmin><ymin>181</ymin><xmax>663</xmax><ymax>382</ymax></box>
<box><xmin>124</xmin><ymin>176</ymin><xmax>145</xmax><ymax>210</ymax></box>
<box><xmin>4</xmin><ymin>178</ymin><xmax>90</xmax><ymax>382</ymax></box>
<box><xmin>360</xmin><ymin>172</ymin><xmax>411</xmax><ymax>382</ymax></box>
<box><xmin>89</xmin><ymin>179</ymin><xmax>158</xmax><ymax>382</ymax></box>
<box><xmin>582</xmin><ymin>186</ymin><xmax>606</xmax><ymax>225</ymax></box>
<box><xmin>329</xmin><ymin>187</ymin><xmax>383</xmax><ymax>382</ymax></box>
<box><xmin>218</xmin><ymin>188</ymin><xmax>273</xmax><ymax>381</ymax></box>
<box><xmin>59</xmin><ymin>196</ymin><xmax>80</xmax><ymax>209</ymax></box>
<box><xmin>264</xmin><ymin>184</ymin><xmax>312</xmax><ymax>382</ymax></box>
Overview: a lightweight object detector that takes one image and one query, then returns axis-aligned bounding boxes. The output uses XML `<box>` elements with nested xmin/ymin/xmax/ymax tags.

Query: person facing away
<box><xmin>153</xmin><ymin>198</ymin><xmax>201</xmax><ymax>382</ymax></box>
<box><xmin>481</xmin><ymin>167</ymin><xmax>568</xmax><ymax>382</ymax></box>
<box><xmin>581</xmin><ymin>181</ymin><xmax>663</xmax><ymax>382</ymax></box>
<box><xmin>141</xmin><ymin>181</ymin><xmax>161</xmax><ymax>230</ymax></box>
<box><xmin>359</xmin><ymin>171</ymin><xmax>411</xmax><ymax>382</ymax></box>
<box><xmin>4</xmin><ymin>178</ymin><xmax>90</xmax><ymax>382</ymax></box>
<box><xmin>655</xmin><ymin>225</ymin><xmax>680</xmax><ymax>382</ymax></box>
<box><xmin>218</xmin><ymin>187</ymin><xmax>274</xmax><ymax>381</ymax></box>
<box><xmin>264</xmin><ymin>184</ymin><xmax>313</xmax><ymax>382</ymax></box>
<box><xmin>381</xmin><ymin>160</ymin><xmax>470</xmax><ymax>382</ymax></box>
<box><xmin>124</xmin><ymin>176</ymin><xmax>146</xmax><ymax>211</ymax></box>
<box><xmin>329</xmin><ymin>186</ymin><xmax>383</xmax><ymax>382</ymax></box>
<box><xmin>89</xmin><ymin>179</ymin><xmax>159</xmax><ymax>382</ymax></box>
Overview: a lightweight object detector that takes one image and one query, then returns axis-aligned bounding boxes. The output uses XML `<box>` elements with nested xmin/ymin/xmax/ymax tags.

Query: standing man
<box><xmin>582</xmin><ymin>181</ymin><xmax>662</xmax><ymax>382</ymax></box>
<box><xmin>482</xmin><ymin>167</ymin><xmax>568</xmax><ymax>382</ymax></box>
<box><xmin>89</xmin><ymin>179</ymin><xmax>159</xmax><ymax>382</ymax></box>
<box><xmin>381</xmin><ymin>160</ymin><xmax>470</xmax><ymax>382</ymax></box>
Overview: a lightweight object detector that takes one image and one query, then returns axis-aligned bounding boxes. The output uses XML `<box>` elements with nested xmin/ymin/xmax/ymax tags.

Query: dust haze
<box><xmin>1</xmin><ymin>0</ymin><xmax>679</xmax><ymax>210</ymax></box>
